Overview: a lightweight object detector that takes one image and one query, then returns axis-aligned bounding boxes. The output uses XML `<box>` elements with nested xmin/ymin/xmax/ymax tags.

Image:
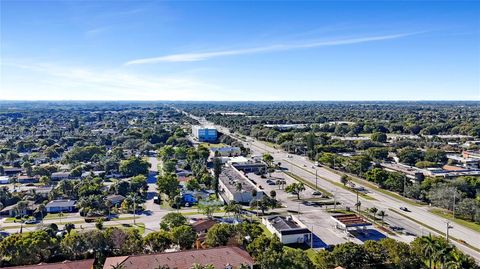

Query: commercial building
<box><xmin>262</xmin><ymin>215</ymin><xmax>311</xmax><ymax>245</ymax></box>
<box><xmin>210</xmin><ymin>146</ymin><xmax>241</xmax><ymax>157</ymax></box>
<box><xmin>331</xmin><ymin>214</ymin><xmax>371</xmax><ymax>232</ymax></box>
<box><xmin>102</xmin><ymin>246</ymin><xmax>254</xmax><ymax>269</ymax></box>
<box><xmin>218</xmin><ymin>165</ymin><xmax>264</xmax><ymax>204</ymax></box>
<box><xmin>192</xmin><ymin>125</ymin><xmax>217</xmax><ymax>142</ymax></box>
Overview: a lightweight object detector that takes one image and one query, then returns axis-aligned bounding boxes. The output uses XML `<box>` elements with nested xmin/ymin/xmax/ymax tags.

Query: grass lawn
<box><xmin>284</xmin><ymin>171</ymin><xmax>333</xmax><ymax>197</ymax></box>
<box><xmin>44</xmin><ymin>213</ymin><xmax>74</xmax><ymax>220</ymax></box>
<box><xmin>322</xmin><ymin>166</ymin><xmax>426</xmax><ymax>206</ymax></box>
<box><xmin>259</xmin><ymin>223</ymin><xmax>272</xmax><ymax>236</ymax></box>
<box><xmin>200</xmin><ymin>142</ymin><xmax>228</xmax><ymax>149</ymax></box>
<box><xmin>429</xmin><ymin>208</ymin><xmax>480</xmax><ymax>233</ymax></box>
<box><xmin>284</xmin><ymin>160</ymin><xmax>375</xmax><ymax>200</ymax></box>
<box><xmin>105</xmin><ymin>223</ymin><xmax>146</xmax><ymax>234</ymax></box>
<box><xmin>327</xmin><ymin>209</ymin><xmax>353</xmax><ymax>214</ymax></box>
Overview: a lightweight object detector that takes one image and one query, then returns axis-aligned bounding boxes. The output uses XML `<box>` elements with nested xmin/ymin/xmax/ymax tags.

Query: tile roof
<box><xmin>8</xmin><ymin>259</ymin><xmax>94</xmax><ymax>269</ymax></box>
<box><xmin>103</xmin><ymin>246</ymin><xmax>254</xmax><ymax>269</ymax></box>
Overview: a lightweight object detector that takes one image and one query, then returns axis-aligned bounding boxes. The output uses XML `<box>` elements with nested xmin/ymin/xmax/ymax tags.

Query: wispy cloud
<box><xmin>1</xmin><ymin>62</ymin><xmax>224</xmax><ymax>100</ymax></box>
<box><xmin>125</xmin><ymin>32</ymin><xmax>419</xmax><ymax>65</ymax></box>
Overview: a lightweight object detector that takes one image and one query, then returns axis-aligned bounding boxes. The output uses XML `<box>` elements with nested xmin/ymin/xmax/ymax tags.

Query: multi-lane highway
<box><xmin>182</xmin><ymin>110</ymin><xmax>480</xmax><ymax>261</ymax></box>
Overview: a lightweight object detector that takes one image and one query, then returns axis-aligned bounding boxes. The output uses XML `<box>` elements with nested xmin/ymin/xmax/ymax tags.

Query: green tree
<box><xmin>0</xmin><ymin>231</ymin><xmax>58</xmax><ymax>265</ymax></box>
<box><xmin>285</xmin><ymin>182</ymin><xmax>305</xmax><ymax>200</ymax></box>
<box><xmin>205</xmin><ymin>223</ymin><xmax>235</xmax><ymax>247</ymax></box>
<box><xmin>331</xmin><ymin>242</ymin><xmax>368</xmax><ymax>269</ymax></box>
<box><xmin>119</xmin><ymin>157</ymin><xmax>150</xmax><ymax>177</ymax></box>
<box><xmin>157</xmin><ymin>173</ymin><xmax>180</xmax><ymax>200</ymax></box>
<box><xmin>144</xmin><ymin>230</ymin><xmax>172</xmax><ymax>253</ymax></box>
<box><xmin>170</xmin><ymin>225</ymin><xmax>196</xmax><ymax>250</ymax></box>
<box><xmin>160</xmin><ymin>212</ymin><xmax>187</xmax><ymax>231</ymax></box>
<box><xmin>371</xmin><ymin>132</ymin><xmax>387</xmax><ymax>143</ymax></box>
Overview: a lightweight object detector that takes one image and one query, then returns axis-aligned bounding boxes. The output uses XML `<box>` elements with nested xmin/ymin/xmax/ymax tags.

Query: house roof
<box><xmin>192</xmin><ymin>219</ymin><xmax>217</xmax><ymax>233</ymax></box>
<box><xmin>106</xmin><ymin>194</ymin><xmax>125</xmax><ymax>203</ymax></box>
<box><xmin>102</xmin><ymin>246</ymin><xmax>254</xmax><ymax>269</ymax></box>
<box><xmin>46</xmin><ymin>199</ymin><xmax>76</xmax><ymax>208</ymax></box>
<box><xmin>7</xmin><ymin>259</ymin><xmax>94</xmax><ymax>269</ymax></box>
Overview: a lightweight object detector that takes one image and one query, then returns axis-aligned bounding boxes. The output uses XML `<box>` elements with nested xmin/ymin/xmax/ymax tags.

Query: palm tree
<box><xmin>369</xmin><ymin>207</ymin><xmax>378</xmax><ymax>219</ymax></box>
<box><xmin>445</xmin><ymin>250</ymin><xmax>475</xmax><ymax>269</ymax></box>
<box><xmin>421</xmin><ymin>235</ymin><xmax>437</xmax><ymax>269</ymax></box>
<box><xmin>36</xmin><ymin>203</ymin><xmax>46</xmax><ymax>223</ymax></box>
<box><xmin>378</xmin><ymin>210</ymin><xmax>385</xmax><ymax>226</ymax></box>
<box><xmin>340</xmin><ymin>174</ymin><xmax>349</xmax><ymax>186</ymax></box>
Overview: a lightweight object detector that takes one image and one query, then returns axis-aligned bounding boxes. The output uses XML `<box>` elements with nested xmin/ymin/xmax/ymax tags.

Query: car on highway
<box><xmin>312</xmin><ymin>191</ymin><xmax>322</xmax><ymax>196</ymax></box>
<box><xmin>399</xmin><ymin>207</ymin><xmax>410</xmax><ymax>212</ymax></box>
<box><xmin>24</xmin><ymin>218</ymin><xmax>37</xmax><ymax>224</ymax></box>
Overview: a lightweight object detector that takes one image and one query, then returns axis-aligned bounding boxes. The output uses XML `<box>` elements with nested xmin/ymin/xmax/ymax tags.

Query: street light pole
<box><xmin>315</xmin><ymin>169</ymin><xmax>318</xmax><ymax>189</ymax></box>
<box><xmin>446</xmin><ymin>222</ymin><xmax>453</xmax><ymax>242</ymax></box>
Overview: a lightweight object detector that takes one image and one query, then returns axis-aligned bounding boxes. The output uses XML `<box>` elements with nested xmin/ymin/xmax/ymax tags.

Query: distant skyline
<box><xmin>1</xmin><ymin>1</ymin><xmax>479</xmax><ymax>101</ymax></box>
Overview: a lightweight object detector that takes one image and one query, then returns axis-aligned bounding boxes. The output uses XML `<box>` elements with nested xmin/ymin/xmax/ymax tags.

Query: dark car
<box><xmin>400</xmin><ymin>207</ymin><xmax>410</xmax><ymax>212</ymax></box>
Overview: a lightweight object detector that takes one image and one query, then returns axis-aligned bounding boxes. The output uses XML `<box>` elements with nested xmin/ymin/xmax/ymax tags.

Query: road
<box><xmin>181</xmin><ymin>110</ymin><xmax>480</xmax><ymax>261</ymax></box>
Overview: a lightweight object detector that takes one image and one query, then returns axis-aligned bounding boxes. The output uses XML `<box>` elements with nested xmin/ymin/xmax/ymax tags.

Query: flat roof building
<box><xmin>262</xmin><ymin>215</ymin><xmax>311</xmax><ymax>245</ymax></box>
<box><xmin>192</xmin><ymin>125</ymin><xmax>217</xmax><ymax>142</ymax></box>
<box><xmin>218</xmin><ymin>165</ymin><xmax>264</xmax><ymax>204</ymax></box>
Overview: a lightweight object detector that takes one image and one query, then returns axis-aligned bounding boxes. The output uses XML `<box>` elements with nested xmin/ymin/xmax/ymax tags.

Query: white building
<box><xmin>218</xmin><ymin>165</ymin><xmax>264</xmax><ymax>204</ymax></box>
<box><xmin>262</xmin><ymin>215</ymin><xmax>311</xmax><ymax>244</ymax></box>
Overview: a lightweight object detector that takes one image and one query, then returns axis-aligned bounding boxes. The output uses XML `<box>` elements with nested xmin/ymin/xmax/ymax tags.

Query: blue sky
<box><xmin>1</xmin><ymin>1</ymin><xmax>479</xmax><ymax>101</ymax></box>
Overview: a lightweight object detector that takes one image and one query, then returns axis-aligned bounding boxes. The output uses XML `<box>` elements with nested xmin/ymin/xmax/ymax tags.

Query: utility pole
<box><xmin>403</xmin><ymin>176</ymin><xmax>407</xmax><ymax>197</ymax></box>
<box><xmin>446</xmin><ymin>222</ymin><xmax>453</xmax><ymax>242</ymax></box>
<box><xmin>452</xmin><ymin>190</ymin><xmax>456</xmax><ymax>219</ymax></box>
<box><xmin>333</xmin><ymin>190</ymin><xmax>337</xmax><ymax>210</ymax></box>
<box><xmin>133</xmin><ymin>194</ymin><xmax>137</xmax><ymax>225</ymax></box>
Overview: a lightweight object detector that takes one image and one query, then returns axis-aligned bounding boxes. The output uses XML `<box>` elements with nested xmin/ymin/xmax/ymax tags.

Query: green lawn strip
<box><xmin>284</xmin><ymin>160</ymin><xmax>375</xmax><ymax>201</ymax></box>
<box><xmin>283</xmin><ymin>171</ymin><xmax>332</xmax><ymax>197</ymax></box>
<box><xmin>3</xmin><ymin>218</ymin><xmax>16</xmax><ymax>223</ymax></box>
<box><xmin>105</xmin><ymin>223</ymin><xmax>146</xmax><ymax>234</ymax></box>
<box><xmin>110</xmin><ymin>216</ymin><xmax>137</xmax><ymax>221</ymax></box>
<box><xmin>389</xmin><ymin>208</ymin><xmax>480</xmax><ymax>253</ymax></box>
<box><xmin>179</xmin><ymin>209</ymin><xmax>225</xmax><ymax>216</ymax></box>
<box><xmin>429</xmin><ymin>208</ymin><xmax>480</xmax><ymax>233</ymax></box>
<box><xmin>259</xmin><ymin>223</ymin><xmax>272</xmax><ymax>236</ymax></box>
<box><xmin>200</xmin><ymin>142</ymin><xmax>228</xmax><ymax>149</ymax></box>
<box><xmin>322</xmin><ymin>165</ymin><xmax>426</xmax><ymax>206</ymax></box>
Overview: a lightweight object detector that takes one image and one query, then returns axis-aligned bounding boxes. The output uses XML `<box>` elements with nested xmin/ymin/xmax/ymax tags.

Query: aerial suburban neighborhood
<box><xmin>1</xmin><ymin>0</ymin><xmax>479</xmax><ymax>268</ymax></box>
<box><xmin>0</xmin><ymin>101</ymin><xmax>478</xmax><ymax>269</ymax></box>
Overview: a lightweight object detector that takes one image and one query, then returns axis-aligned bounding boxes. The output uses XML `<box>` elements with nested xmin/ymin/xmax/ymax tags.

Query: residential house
<box><xmin>0</xmin><ymin>201</ymin><xmax>38</xmax><ymax>217</ymax></box>
<box><xmin>8</xmin><ymin>259</ymin><xmax>95</xmax><ymax>269</ymax></box>
<box><xmin>103</xmin><ymin>246</ymin><xmax>254</xmax><ymax>269</ymax></box>
<box><xmin>51</xmin><ymin>172</ymin><xmax>71</xmax><ymax>181</ymax></box>
<box><xmin>106</xmin><ymin>194</ymin><xmax>125</xmax><ymax>207</ymax></box>
<box><xmin>45</xmin><ymin>199</ymin><xmax>76</xmax><ymax>213</ymax></box>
